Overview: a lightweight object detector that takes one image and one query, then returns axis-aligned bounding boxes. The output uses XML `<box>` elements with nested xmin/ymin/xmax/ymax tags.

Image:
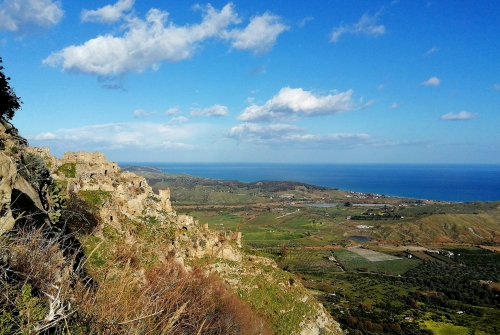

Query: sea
<box><xmin>120</xmin><ymin>163</ymin><xmax>500</xmax><ymax>203</ymax></box>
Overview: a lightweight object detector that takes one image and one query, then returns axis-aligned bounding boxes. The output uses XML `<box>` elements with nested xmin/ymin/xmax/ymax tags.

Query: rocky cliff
<box><xmin>1</xmin><ymin>121</ymin><xmax>343</xmax><ymax>335</ymax></box>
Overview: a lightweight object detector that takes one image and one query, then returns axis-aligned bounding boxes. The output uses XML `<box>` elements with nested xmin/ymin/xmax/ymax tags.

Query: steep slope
<box><xmin>0</xmin><ymin>128</ymin><xmax>343</xmax><ymax>335</ymax></box>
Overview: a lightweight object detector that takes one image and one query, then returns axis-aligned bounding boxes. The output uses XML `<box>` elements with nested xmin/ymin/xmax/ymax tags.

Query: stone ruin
<box><xmin>24</xmin><ymin>148</ymin><xmax>242</xmax><ymax>260</ymax></box>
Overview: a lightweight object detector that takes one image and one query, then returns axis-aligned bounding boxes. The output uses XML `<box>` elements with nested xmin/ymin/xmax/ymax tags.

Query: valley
<box><xmin>126</xmin><ymin>165</ymin><xmax>500</xmax><ymax>335</ymax></box>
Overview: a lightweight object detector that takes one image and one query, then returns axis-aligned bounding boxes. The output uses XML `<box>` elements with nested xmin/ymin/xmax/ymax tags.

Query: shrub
<box><xmin>78</xmin><ymin>190</ymin><xmax>112</xmax><ymax>208</ymax></box>
<box><xmin>18</xmin><ymin>153</ymin><xmax>51</xmax><ymax>191</ymax></box>
<box><xmin>57</xmin><ymin>163</ymin><xmax>76</xmax><ymax>178</ymax></box>
<box><xmin>1</xmin><ymin>225</ymin><xmax>271</xmax><ymax>335</ymax></box>
<box><xmin>0</xmin><ymin>57</ymin><xmax>22</xmax><ymax>120</ymax></box>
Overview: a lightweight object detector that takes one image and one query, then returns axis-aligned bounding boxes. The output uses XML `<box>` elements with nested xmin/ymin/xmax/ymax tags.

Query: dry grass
<box><xmin>73</xmin><ymin>261</ymin><xmax>271</xmax><ymax>334</ymax></box>
<box><xmin>0</xmin><ymin>226</ymin><xmax>271</xmax><ymax>335</ymax></box>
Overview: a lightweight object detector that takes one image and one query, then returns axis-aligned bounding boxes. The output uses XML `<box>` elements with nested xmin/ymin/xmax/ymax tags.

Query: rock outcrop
<box><xmin>25</xmin><ymin>147</ymin><xmax>243</xmax><ymax>262</ymax></box>
<box><xmin>0</xmin><ymin>122</ymin><xmax>48</xmax><ymax>234</ymax></box>
<box><xmin>2</xmin><ymin>136</ymin><xmax>342</xmax><ymax>335</ymax></box>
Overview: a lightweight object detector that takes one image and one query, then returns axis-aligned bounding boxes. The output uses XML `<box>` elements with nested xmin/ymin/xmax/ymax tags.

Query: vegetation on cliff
<box><xmin>0</xmin><ymin>58</ymin><xmax>22</xmax><ymax>120</ymax></box>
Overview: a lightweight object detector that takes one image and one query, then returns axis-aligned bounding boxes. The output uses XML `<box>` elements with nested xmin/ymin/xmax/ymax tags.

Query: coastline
<box><xmin>119</xmin><ymin>162</ymin><xmax>500</xmax><ymax>203</ymax></box>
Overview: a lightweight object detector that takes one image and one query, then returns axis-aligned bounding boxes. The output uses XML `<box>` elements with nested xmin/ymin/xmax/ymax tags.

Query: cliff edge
<box><xmin>0</xmin><ymin>121</ymin><xmax>343</xmax><ymax>334</ymax></box>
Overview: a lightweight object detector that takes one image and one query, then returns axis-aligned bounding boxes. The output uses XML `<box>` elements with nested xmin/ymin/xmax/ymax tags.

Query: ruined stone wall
<box><xmin>24</xmin><ymin>147</ymin><xmax>242</xmax><ymax>260</ymax></box>
<box><xmin>61</xmin><ymin>151</ymin><xmax>119</xmax><ymax>180</ymax></box>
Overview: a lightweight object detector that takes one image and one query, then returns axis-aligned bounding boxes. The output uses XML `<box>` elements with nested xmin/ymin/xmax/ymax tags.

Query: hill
<box><xmin>121</xmin><ymin>165</ymin><xmax>347</xmax><ymax>206</ymax></box>
<box><xmin>0</xmin><ymin>120</ymin><xmax>343</xmax><ymax>335</ymax></box>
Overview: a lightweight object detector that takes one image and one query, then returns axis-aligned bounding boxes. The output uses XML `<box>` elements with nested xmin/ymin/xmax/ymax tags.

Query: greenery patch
<box><xmin>57</xmin><ymin>162</ymin><xmax>76</xmax><ymax>178</ymax></box>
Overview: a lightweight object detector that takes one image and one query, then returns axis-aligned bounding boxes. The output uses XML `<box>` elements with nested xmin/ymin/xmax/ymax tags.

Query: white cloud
<box><xmin>237</xmin><ymin>87</ymin><xmax>368</xmax><ymax>122</ymax></box>
<box><xmin>0</xmin><ymin>0</ymin><xmax>63</xmax><ymax>33</ymax></box>
<box><xmin>492</xmin><ymin>84</ymin><xmax>500</xmax><ymax>91</ymax></box>
<box><xmin>226</xmin><ymin>123</ymin><xmax>302</xmax><ymax>141</ymax></box>
<box><xmin>190</xmin><ymin>104</ymin><xmax>228</xmax><ymax>118</ymax></box>
<box><xmin>330</xmin><ymin>11</ymin><xmax>385</xmax><ymax>42</ymax></box>
<box><xmin>26</xmin><ymin>122</ymin><xmax>207</xmax><ymax>151</ymax></box>
<box><xmin>440</xmin><ymin>111</ymin><xmax>477</xmax><ymax>121</ymax></box>
<box><xmin>389</xmin><ymin>102</ymin><xmax>399</xmax><ymax>109</ymax></box>
<box><xmin>425</xmin><ymin>46</ymin><xmax>438</xmax><ymax>55</ymax></box>
<box><xmin>159</xmin><ymin>141</ymin><xmax>195</xmax><ymax>150</ymax></box>
<box><xmin>168</xmin><ymin>116</ymin><xmax>189</xmax><ymax>124</ymax></box>
<box><xmin>223</xmin><ymin>12</ymin><xmax>289</xmax><ymax>55</ymax></box>
<box><xmin>81</xmin><ymin>0</ymin><xmax>134</xmax><ymax>24</ymax></box>
<box><xmin>44</xmin><ymin>4</ymin><xmax>239</xmax><ymax>74</ymax></box>
<box><xmin>422</xmin><ymin>76</ymin><xmax>440</xmax><ymax>86</ymax></box>
<box><xmin>226</xmin><ymin>122</ymin><xmax>374</xmax><ymax>147</ymax></box>
<box><xmin>377</xmin><ymin>84</ymin><xmax>384</xmax><ymax>91</ymax></box>
<box><xmin>226</xmin><ymin>123</ymin><xmax>431</xmax><ymax>150</ymax></box>
<box><xmin>30</xmin><ymin>132</ymin><xmax>58</xmax><ymax>140</ymax></box>
<box><xmin>165</xmin><ymin>107</ymin><xmax>180</xmax><ymax>115</ymax></box>
<box><xmin>298</xmin><ymin>16</ymin><xmax>313</xmax><ymax>28</ymax></box>
<box><xmin>44</xmin><ymin>3</ymin><xmax>287</xmax><ymax>75</ymax></box>
<box><xmin>133</xmin><ymin>109</ymin><xmax>156</xmax><ymax>118</ymax></box>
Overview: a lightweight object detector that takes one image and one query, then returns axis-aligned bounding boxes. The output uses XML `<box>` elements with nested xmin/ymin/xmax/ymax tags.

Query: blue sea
<box><xmin>120</xmin><ymin>163</ymin><xmax>500</xmax><ymax>202</ymax></box>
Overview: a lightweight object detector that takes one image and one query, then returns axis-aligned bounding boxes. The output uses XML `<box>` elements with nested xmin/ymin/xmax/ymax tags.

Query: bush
<box><xmin>57</xmin><ymin>163</ymin><xmax>76</xmax><ymax>178</ymax></box>
<box><xmin>18</xmin><ymin>153</ymin><xmax>51</xmax><ymax>191</ymax></box>
<box><xmin>0</xmin><ymin>57</ymin><xmax>22</xmax><ymax>120</ymax></box>
<box><xmin>0</xmin><ymin>225</ymin><xmax>271</xmax><ymax>334</ymax></box>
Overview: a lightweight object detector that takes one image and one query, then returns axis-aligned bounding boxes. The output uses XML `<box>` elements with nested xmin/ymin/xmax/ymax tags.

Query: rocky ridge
<box><xmin>0</xmin><ymin>121</ymin><xmax>343</xmax><ymax>334</ymax></box>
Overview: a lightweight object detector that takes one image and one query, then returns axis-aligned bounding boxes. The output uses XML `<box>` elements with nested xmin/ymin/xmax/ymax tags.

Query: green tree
<box><xmin>0</xmin><ymin>58</ymin><xmax>22</xmax><ymax>120</ymax></box>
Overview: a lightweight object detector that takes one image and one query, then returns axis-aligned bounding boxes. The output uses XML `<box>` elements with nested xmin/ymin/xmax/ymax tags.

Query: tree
<box><xmin>0</xmin><ymin>58</ymin><xmax>22</xmax><ymax>120</ymax></box>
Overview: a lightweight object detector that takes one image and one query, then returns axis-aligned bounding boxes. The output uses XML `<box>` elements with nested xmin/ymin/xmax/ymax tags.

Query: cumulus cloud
<box><xmin>133</xmin><ymin>109</ymin><xmax>156</xmax><ymax>118</ymax></box>
<box><xmin>190</xmin><ymin>104</ymin><xmax>228</xmax><ymax>118</ymax></box>
<box><xmin>223</xmin><ymin>12</ymin><xmax>289</xmax><ymax>54</ymax></box>
<box><xmin>237</xmin><ymin>87</ymin><xmax>369</xmax><ymax>122</ymax></box>
<box><xmin>330</xmin><ymin>11</ymin><xmax>385</xmax><ymax>42</ymax></box>
<box><xmin>26</xmin><ymin>122</ymin><xmax>205</xmax><ymax>151</ymax></box>
<box><xmin>43</xmin><ymin>3</ymin><xmax>288</xmax><ymax>75</ymax></box>
<box><xmin>422</xmin><ymin>76</ymin><xmax>440</xmax><ymax>86</ymax></box>
<box><xmin>81</xmin><ymin>0</ymin><xmax>134</xmax><ymax>23</ymax></box>
<box><xmin>0</xmin><ymin>0</ymin><xmax>63</xmax><ymax>33</ymax></box>
<box><xmin>440</xmin><ymin>111</ymin><xmax>477</xmax><ymax>121</ymax></box>
<box><xmin>44</xmin><ymin>4</ymin><xmax>238</xmax><ymax>75</ymax></box>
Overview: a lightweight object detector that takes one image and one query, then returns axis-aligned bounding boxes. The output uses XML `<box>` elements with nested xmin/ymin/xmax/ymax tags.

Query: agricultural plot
<box><xmin>279</xmin><ymin>250</ymin><xmax>344</xmax><ymax>274</ymax></box>
<box><xmin>333</xmin><ymin>249</ymin><xmax>420</xmax><ymax>275</ymax></box>
<box><xmin>348</xmin><ymin>246</ymin><xmax>401</xmax><ymax>261</ymax></box>
<box><xmin>409</xmin><ymin>251</ymin><xmax>439</xmax><ymax>262</ymax></box>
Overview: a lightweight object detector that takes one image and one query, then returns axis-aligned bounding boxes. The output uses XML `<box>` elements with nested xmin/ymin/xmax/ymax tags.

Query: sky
<box><xmin>1</xmin><ymin>0</ymin><xmax>499</xmax><ymax>164</ymax></box>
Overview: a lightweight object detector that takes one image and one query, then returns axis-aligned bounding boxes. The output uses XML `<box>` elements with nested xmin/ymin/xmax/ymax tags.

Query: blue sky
<box><xmin>1</xmin><ymin>0</ymin><xmax>499</xmax><ymax>163</ymax></box>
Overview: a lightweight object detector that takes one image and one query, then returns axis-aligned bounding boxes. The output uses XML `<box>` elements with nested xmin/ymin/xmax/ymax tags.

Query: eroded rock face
<box><xmin>0</xmin><ymin>152</ymin><xmax>47</xmax><ymax>234</ymax></box>
<box><xmin>28</xmin><ymin>149</ymin><xmax>173</xmax><ymax>225</ymax></box>
<box><xmin>0</xmin><ymin>152</ymin><xmax>18</xmax><ymax>233</ymax></box>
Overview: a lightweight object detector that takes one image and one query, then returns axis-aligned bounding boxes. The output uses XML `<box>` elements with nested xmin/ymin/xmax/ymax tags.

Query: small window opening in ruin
<box><xmin>104</xmin><ymin>170</ymin><xmax>107</xmax><ymax>175</ymax></box>
<box><xmin>110</xmin><ymin>216</ymin><xmax>113</xmax><ymax>221</ymax></box>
